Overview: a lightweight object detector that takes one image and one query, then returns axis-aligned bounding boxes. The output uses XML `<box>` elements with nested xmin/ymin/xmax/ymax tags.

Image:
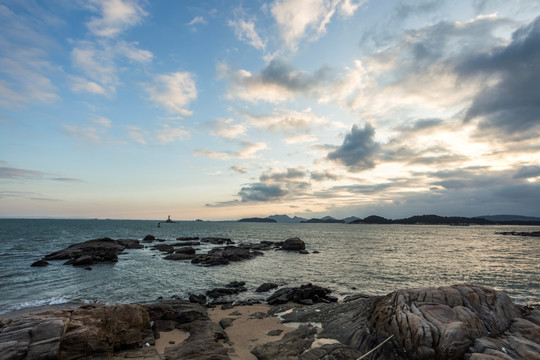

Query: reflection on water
<box><xmin>0</xmin><ymin>219</ymin><xmax>538</xmax><ymax>313</ymax></box>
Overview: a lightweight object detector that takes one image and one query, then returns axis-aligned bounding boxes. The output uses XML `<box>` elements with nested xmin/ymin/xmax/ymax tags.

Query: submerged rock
<box><xmin>191</xmin><ymin>245</ymin><xmax>263</xmax><ymax>266</ymax></box>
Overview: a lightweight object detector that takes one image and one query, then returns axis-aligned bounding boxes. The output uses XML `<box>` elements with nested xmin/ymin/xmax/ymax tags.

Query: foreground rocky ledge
<box><xmin>1</xmin><ymin>284</ymin><xmax>538</xmax><ymax>360</ymax></box>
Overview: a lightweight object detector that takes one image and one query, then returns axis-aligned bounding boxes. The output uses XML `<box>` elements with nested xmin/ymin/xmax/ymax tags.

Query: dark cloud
<box><xmin>260</xmin><ymin>168</ymin><xmax>306</xmax><ymax>182</ymax></box>
<box><xmin>458</xmin><ymin>16</ymin><xmax>540</xmax><ymax>139</ymax></box>
<box><xmin>310</xmin><ymin>170</ymin><xmax>339</xmax><ymax>181</ymax></box>
<box><xmin>408</xmin><ymin>154</ymin><xmax>468</xmax><ymax>165</ymax></box>
<box><xmin>259</xmin><ymin>59</ymin><xmax>333</xmax><ymax>92</ymax></box>
<box><xmin>0</xmin><ymin>167</ymin><xmax>46</xmax><ymax>180</ymax></box>
<box><xmin>395</xmin><ymin>118</ymin><xmax>444</xmax><ymax>133</ymax></box>
<box><xmin>514</xmin><ymin>165</ymin><xmax>540</xmax><ymax>179</ymax></box>
<box><xmin>237</xmin><ymin>183</ymin><xmax>288</xmax><ymax>202</ymax></box>
<box><xmin>230</xmin><ymin>164</ymin><xmax>248</xmax><ymax>174</ymax></box>
<box><xmin>327</xmin><ymin>123</ymin><xmax>380</xmax><ymax>171</ymax></box>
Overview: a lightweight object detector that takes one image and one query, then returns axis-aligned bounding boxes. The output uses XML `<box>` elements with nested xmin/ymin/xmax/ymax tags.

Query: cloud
<box><xmin>218</xmin><ymin>59</ymin><xmax>335</xmax><ymax>103</ymax></box>
<box><xmin>156</xmin><ymin>125</ymin><xmax>190</xmax><ymax>144</ymax></box>
<box><xmin>237</xmin><ymin>183</ymin><xmax>289</xmax><ymax>202</ymax></box>
<box><xmin>395</xmin><ymin>118</ymin><xmax>445</xmax><ymax>134</ymax></box>
<box><xmin>93</xmin><ymin>117</ymin><xmax>112</xmax><ymax>128</ymax></box>
<box><xmin>231</xmin><ymin>164</ymin><xmax>248</xmax><ymax>174</ymax></box>
<box><xmin>69</xmin><ymin>76</ymin><xmax>107</xmax><ymax>95</ymax></box>
<box><xmin>0</xmin><ymin>190</ymin><xmax>59</xmax><ymax>202</ymax></box>
<box><xmin>457</xmin><ymin>16</ymin><xmax>540</xmax><ymax>139</ymax></box>
<box><xmin>86</xmin><ymin>0</ymin><xmax>147</xmax><ymax>38</ymax></box>
<box><xmin>70</xmin><ymin>40</ymin><xmax>152</xmax><ymax>96</ymax></box>
<box><xmin>187</xmin><ymin>16</ymin><xmax>207</xmax><ymax>26</ymax></box>
<box><xmin>209</xmin><ymin>118</ymin><xmax>247</xmax><ymax>139</ymax></box>
<box><xmin>145</xmin><ymin>72</ymin><xmax>197</xmax><ymax>116</ymax></box>
<box><xmin>0</xmin><ymin>4</ymin><xmax>60</xmax><ymax>106</ymax></box>
<box><xmin>310</xmin><ymin>170</ymin><xmax>339</xmax><ymax>181</ymax></box>
<box><xmin>63</xmin><ymin>124</ymin><xmax>103</xmax><ymax>142</ymax></box>
<box><xmin>260</xmin><ymin>168</ymin><xmax>307</xmax><ymax>182</ymax></box>
<box><xmin>195</xmin><ymin>141</ymin><xmax>267</xmax><ymax>160</ymax></box>
<box><xmin>125</xmin><ymin>125</ymin><xmax>148</xmax><ymax>145</ymax></box>
<box><xmin>513</xmin><ymin>165</ymin><xmax>540</xmax><ymax>179</ymax></box>
<box><xmin>0</xmin><ymin>167</ymin><xmax>46</xmax><ymax>180</ymax></box>
<box><xmin>327</xmin><ymin>123</ymin><xmax>380</xmax><ymax>171</ymax></box>
<box><xmin>270</xmin><ymin>0</ymin><xmax>364</xmax><ymax>50</ymax></box>
<box><xmin>243</xmin><ymin>107</ymin><xmax>329</xmax><ymax>132</ymax></box>
<box><xmin>0</xmin><ymin>166</ymin><xmax>82</xmax><ymax>182</ymax></box>
<box><xmin>229</xmin><ymin>18</ymin><xmax>266</xmax><ymax>50</ymax></box>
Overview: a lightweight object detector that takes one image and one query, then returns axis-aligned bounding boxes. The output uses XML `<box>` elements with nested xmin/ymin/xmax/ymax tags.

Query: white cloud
<box><xmin>145</xmin><ymin>72</ymin><xmax>197</xmax><ymax>116</ymax></box>
<box><xmin>156</xmin><ymin>125</ymin><xmax>190</xmax><ymax>144</ymax></box>
<box><xmin>187</xmin><ymin>16</ymin><xmax>207</xmax><ymax>26</ymax></box>
<box><xmin>63</xmin><ymin>124</ymin><xmax>102</xmax><ymax>142</ymax></box>
<box><xmin>69</xmin><ymin>76</ymin><xmax>108</xmax><ymax>95</ymax></box>
<box><xmin>0</xmin><ymin>4</ymin><xmax>59</xmax><ymax>106</ymax></box>
<box><xmin>270</xmin><ymin>0</ymin><xmax>363</xmax><ymax>51</ymax></box>
<box><xmin>229</xmin><ymin>18</ymin><xmax>266</xmax><ymax>50</ymax></box>
<box><xmin>115</xmin><ymin>40</ymin><xmax>153</xmax><ymax>63</ymax></box>
<box><xmin>125</xmin><ymin>125</ymin><xmax>148</xmax><ymax>145</ymax></box>
<box><xmin>243</xmin><ymin>108</ymin><xmax>329</xmax><ymax>132</ymax></box>
<box><xmin>93</xmin><ymin>117</ymin><xmax>112</xmax><ymax>128</ymax></box>
<box><xmin>195</xmin><ymin>141</ymin><xmax>267</xmax><ymax>160</ymax></box>
<box><xmin>209</xmin><ymin>118</ymin><xmax>247</xmax><ymax>139</ymax></box>
<box><xmin>86</xmin><ymin>0</ymin><xmax>147</xmax><ymax>38</ymax></box>
<box><xmin>71</xmin><ymin>44</ymin><xmax>118</xmax><ymax>95</ymax></box>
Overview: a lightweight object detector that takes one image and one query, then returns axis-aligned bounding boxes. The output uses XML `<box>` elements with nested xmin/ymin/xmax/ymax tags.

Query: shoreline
<box><xmin>1</xmin><ymin>284</ymin><xmax>539</xmax><ymax>360</ymax></box>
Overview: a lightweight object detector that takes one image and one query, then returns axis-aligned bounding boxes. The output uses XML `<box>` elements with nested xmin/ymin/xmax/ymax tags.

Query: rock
<box><xmin>299</xmin><ymin>249</ymin><xmax>309</xmax><ymax>254</ymax></box>
<box><xmin>170</xmin><ymin>241</ymin><xmax>200</xmax><ymax>247</ymax></box>
<box><xmin>267</xmin><ymin>329</ymin><xmax>283</xmax><ymax>336</ymax></box>
<box><xmin>42</xmin><ymin>238</ymin><xmax>142</xmax><ymax>266</ymax></box>
<box><xmin>151</xmin><ymin>244</ymin><xmax>174</xmax><ymax>253</ymax></box>
<box><xmin>164</xmin><ymin>253</ymin><xmax>196</xmax><ymax>261</ymax></box>
<box><xmin>226</xmin><ymin>281</ymin><xmax>246</xmax><ymax>288</ymax></box>
<box><xmin>252</xmin><ymin>325</ymin><xmax>317</xmax><ymax>359</ymax></box>
<box><xmin>30</xmin><ymin>259</ymin><xmax>49</xmax><ymax>267</ymax></box>
<box><xmin>219</xmin><ymin>318</ymin><xmax>234</xmax><ymax>329</ymax></box>
<box><xmin>267</xmin><ymin>283</ymin><xmax>336</xmax><ymax>306</ymax></box>
<box><xmin>142</xmin><ymin>235</ymin><xmax>156</xmax><ymax>243</ymax></box>
<box><xmin>189</xmin><ymin>294</ymin><xmax>207</xmax><ymax>305</ymax></box>
<box><xmin>176</xmin><ymin>236</ymin><xmax>200</xmax><ymax>241</ymax></box>
<box><xmin>206</xmin><ymin>287</ymin><xmax>243</xmax><ymax>299</ymax></box>
<box><xmin>191</xmin><ymin>245</ymin><xmax>262</xmax><ymax>266</ymax></box>
<box><xmin>300</xmin><ymin>343</ymin><xmax>363</xmax><ymax>360</ymax></box>
<box><xmin>73</xmin><ymin>254</ymin><xmax>93</xmax><ymax>266</ymax></box>
<box><xmin>370</xmin><ymin>284</ymin><xmax>523</xmax><ymax>360</ymax></box>
<box><xmin>281</xmin><ymin>237</ymin><xmax>306</xmax><ymax>250</ymax></box>
<box><xmin>174</xmin><ymin>247</ymin><xmax>196</xmax><ymax>255</ymax></box>
<box><xmin>200</xmin><ymin>237</ymin><xmax>234</xmax><ymax>245</ymax></box>
<box><xmin>256</xmin><ymin>282</ymin><xmax>279</xmax><ymax>292</ymax></box>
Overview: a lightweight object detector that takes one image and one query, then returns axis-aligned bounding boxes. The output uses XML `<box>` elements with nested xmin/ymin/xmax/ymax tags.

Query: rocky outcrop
<box><xmin>41</xmin><ymin>238</ymin><xmax>143</xmax><ymax>266</ymax></box>
<box><xmin>256</xmin><ymin>283</ymin><xmax>279</xmax><ymax>292</ymax></box>
<box><xmin>0</xmin><ymin>304</ymin><xmax>154</xmax><ymax>360</ymax></box>
<box><xmin>281</xmin><ymin>237</ymin><xmax>306</xmax><ymax>251</ymax></box>
<box><xmin>191</xmin><ymin>246</ymin><xmax>263</xmax><ymax>266</ymax></box>
<box><xmin>267</xmin><ymin>283</ymin><xmax>337</xmax><ymax>305</ymax></box>
<box><xmin>370</xmin><ymin>284</ymin><xmax>523</xmax><ymax>359</ymax></box>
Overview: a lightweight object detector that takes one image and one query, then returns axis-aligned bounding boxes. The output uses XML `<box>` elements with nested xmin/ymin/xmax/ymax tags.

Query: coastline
<box><xmin>1</xmin><ymin>284</ymin><xmax>539</xmax><ymax>360</ymax></box>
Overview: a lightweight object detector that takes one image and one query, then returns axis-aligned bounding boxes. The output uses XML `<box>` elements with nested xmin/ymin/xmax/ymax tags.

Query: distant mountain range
<box><xmin>237</xmin><ymin>214</ymin><xmax>540</xmax><ymax>225</ymax></box>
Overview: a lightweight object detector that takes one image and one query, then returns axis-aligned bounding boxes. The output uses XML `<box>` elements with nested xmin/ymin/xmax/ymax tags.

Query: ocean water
<box><xmin>0</xmin><ymin>219</ymin><xmax>538</xmax><ymax>313</ymax></box>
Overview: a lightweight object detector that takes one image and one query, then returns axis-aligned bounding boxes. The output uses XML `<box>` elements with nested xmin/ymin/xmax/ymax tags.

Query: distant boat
<box><xmin>164</xmin><ymin>215</ymin><xmax>174</xmax><ymax>223</ymax></box>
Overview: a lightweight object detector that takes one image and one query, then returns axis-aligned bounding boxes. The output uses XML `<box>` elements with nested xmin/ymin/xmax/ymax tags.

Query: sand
<box><xmin>208</xmin><ymin>303</ymin><xmax>296</xmax><ymax>359</ymax></box>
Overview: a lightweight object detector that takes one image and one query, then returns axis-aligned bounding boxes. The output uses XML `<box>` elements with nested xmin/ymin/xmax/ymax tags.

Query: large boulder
<box><xmin>267</xmin><ymin>283</ymin><xmax>337</xmax><ymax>305</ymax></box>
<box><xmin>281</xmin><ymin>237</ymin><xmax>306</xmax><ymax>251</ymax></box>
<box><xmin>370</xmin><ymin>284</ymin><xmax>523</xmax><ymax>360</ymax></box>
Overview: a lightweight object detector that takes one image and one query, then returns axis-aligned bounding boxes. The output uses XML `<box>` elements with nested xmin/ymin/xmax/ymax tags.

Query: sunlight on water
<box><xmin>0</xmin><ymin>219</ymin><xmax>538</xmax><ymax>313</ymax></box>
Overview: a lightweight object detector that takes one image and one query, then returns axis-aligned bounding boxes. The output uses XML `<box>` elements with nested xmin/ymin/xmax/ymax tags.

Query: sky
<box><xmin>1</xmin><ymin>0</ymin><xmax>540</xmax><ymax>220</ymax></box>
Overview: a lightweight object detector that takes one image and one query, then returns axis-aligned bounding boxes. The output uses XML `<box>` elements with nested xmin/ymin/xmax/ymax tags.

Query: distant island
<box><xmin>237</xmin><ymin>214</ymin><xmax>540</xmax><ymax>225</ymax></box>
<box><xmin>238</xmin><ymin>217</ymin><xmax>277</xmax><ymax>223</ymax></box>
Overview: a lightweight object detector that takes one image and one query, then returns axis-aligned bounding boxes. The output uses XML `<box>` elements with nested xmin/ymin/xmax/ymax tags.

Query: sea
<box><xmin>0</xmin><ymin>219</ymin><xmax>538</xmax><ymax>314</ymax></box>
